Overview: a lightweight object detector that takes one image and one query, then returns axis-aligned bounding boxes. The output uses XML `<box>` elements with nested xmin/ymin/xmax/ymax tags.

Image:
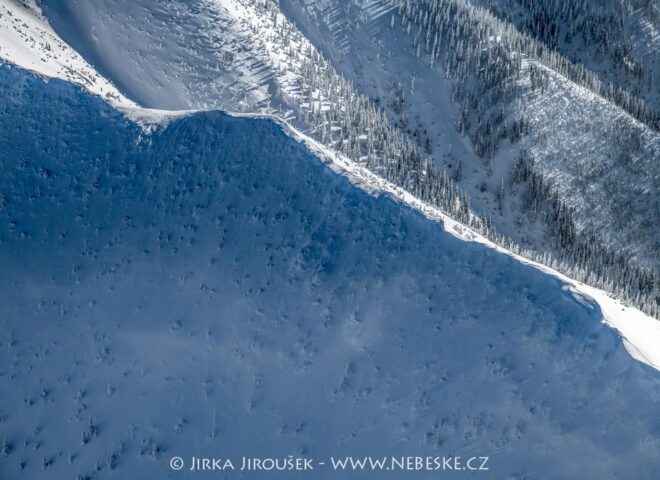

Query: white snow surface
<box><xmin>0</xmin><ymin>0</ymin><xmax>658</xmax><ymax>372</ymax></box>
<box><xmin>2</xmin><ymin>63</ymin><xmax>660</xmax><ymax>480</ymax></box>
<box><xmin>278</xmin><ymin>0</ymin><xmax>660</xmax><ymax>269</ymax></box>
<box><xmin>0</xmin><ymin>0</ymin><xmax>195</xmax><ymax>129</ymax></box>
<box><xmin>26</xmin><ymin>0</ymin><xmax>660</xmax><ymax>269</ymax></box>
<box><xmin>0</xmin><ymin>0</ymin><xmax>136</xmax><ymax>109</ymax></box>
<box><xmin>279</xmin><ymin>116</ymin><xmax>660</xmax><ymax>372</ymax></box>
<box><xmin>1</xmin><ymin>4</ymin><xmax>660</xmax><ymax>478</ymax></box>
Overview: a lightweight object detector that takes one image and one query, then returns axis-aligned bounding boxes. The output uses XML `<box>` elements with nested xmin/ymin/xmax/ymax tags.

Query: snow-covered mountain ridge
<box><xmin>0</xmin><ymin>0</ymin><xmax>135</xmax><ymax>108</ymax></box>
<box><xmin>278</xmin><ymin>0</ymin><xmax>660</xmax><ymax>308</ymax></box>
<box><xmin>0</xmin><ymin>0</ymin><xmax>658</xmax><ymax>368</ymax></box>
<box><xmin>2</xmin><ymin>59</ymin><xmax>660</xmax><ymax>480</ymax></box>
<box><xmin>2</xmin><ymin>3</ymin><xmax>660</xmax><ymax>478</ymax></box>
<box><xmin>29</xmin><ymin>0</ymin><xmax>660</xmax><ymax>317</ymax></box>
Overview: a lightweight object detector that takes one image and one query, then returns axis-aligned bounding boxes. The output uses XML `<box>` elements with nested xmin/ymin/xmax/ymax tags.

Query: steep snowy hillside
<box><xmin>278</xmin><ymin>0</ymin><xmax>660</xmax><ymax>294</ymax></box>
<box><xmin>32</xmin><ymin>0</ymin><xmax>660</xmax><ymax>316</ymax></box>
<box><xmin>2</xmin><ymin>62</ymin><xmax>660</xmax><ymax>480</ymax></box>
<box><xmin>470</xmin><ymin>0</ymin><xmax>659</xmax><ymax>112</ymax></box>
<box><xmin>37</xmin><ymin>0</ymin><xmax>307</xmax><ymax>112</ymax></box>
<box><xmin>279</xmin><ymin>0</ymin><xmax>533</xmax><ymax>238</ymax></box>
<box><xmin>0</xmin><ymin>0</ymin><xmax>135</xmax><ymax>109</ymax></box>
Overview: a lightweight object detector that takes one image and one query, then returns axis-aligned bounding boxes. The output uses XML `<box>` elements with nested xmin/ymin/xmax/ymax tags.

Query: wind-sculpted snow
<box><xmin>1</xmin><ymin>65</ymin><xmax>660</xmax><ymax>479</ymax></box>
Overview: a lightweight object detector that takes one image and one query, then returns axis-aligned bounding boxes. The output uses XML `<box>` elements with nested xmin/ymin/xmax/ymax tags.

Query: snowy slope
<box><xmin>35</xmin><ymin>0</ymin><xmax>660</xmax><ymax>284</ymax></box>
<box><xmin>278</xmin><ymin>0</ymin><xmax>515</xmax><ymax>230</ymax></box>
<box><xmin>37</xmin><ymin>0</ymin><xmax>304</xmax><ymax>113</ymax></box>
<box><xmin>514</xmin><ymin>58</ymin><xmax>659</xmax><ymax>266</ymax></box>
<box><xmin>468</xmin><ymin>0</ymin><xmax>660</xmax><ymax>112</ymax></box>
<box><xmin>1</xmin><ymin>0</ymin><xmax>659</xmax><ymax>355</ymax></box>
<box><xmin>0</xmin><ymin>0</ymin><xmax>135</xmax><ymax>109</ymax></box>
<box><xmin>2</xmin><ymin>63</ymin><xmax>660</xmax><ymax>480</ymax></box>
<box><xmin>1</xmin><ymin>0</ymin><xmax>657</xmax><ymax>363</ymax></box>
<box><xmin>278</xmin><ymin>0</ymin><xmax>660</xmax><ymax>268</ymax></box>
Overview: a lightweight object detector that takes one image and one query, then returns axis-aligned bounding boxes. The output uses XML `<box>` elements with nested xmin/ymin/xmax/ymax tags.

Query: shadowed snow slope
<box><xmin>1</xmin><ymin>64</ymin><xmax>660</xmax><ymax>479</ymax></box>
<box><xmin>34</xmin><ymin>0</ymin><xmax>660</xmax><ymax>276</ymax></box>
